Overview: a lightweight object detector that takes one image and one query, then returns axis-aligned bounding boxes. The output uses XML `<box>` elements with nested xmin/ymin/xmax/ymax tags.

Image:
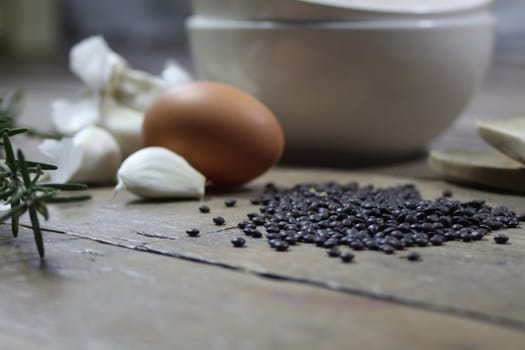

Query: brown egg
<box><xmin>142</xmin><ymin>81</ymin><xmax>285</xmax><ymax>187</ymax></box>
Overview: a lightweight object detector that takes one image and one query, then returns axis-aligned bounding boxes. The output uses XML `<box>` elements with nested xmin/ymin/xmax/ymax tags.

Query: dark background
<box><xmin>0</xmin><ymin>0</ymin><xmax>524</xmax><ymax>72</ymax></box>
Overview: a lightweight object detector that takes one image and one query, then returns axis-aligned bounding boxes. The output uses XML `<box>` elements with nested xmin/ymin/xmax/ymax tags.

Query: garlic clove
<box><xmin>115</xmin><ymin>147</ymin><xmax>206</xmax><ymax>199</ymax></box>
<box><xmin>71</xmin><ymin>126</ymin><xmax>122</xmax><ymax>183</ymax></box>
<box><xmin>100</xmin><ymin>97</ymin><xmax>144</xmax><ymax>158</ymax></box>
<box><xmin>39</xmin><ymin>126</ymin><xmax>122</xmax><ymax>184</ymax></box>
<box><xmin>51</xmin><ymin>92</ymin><xmax>100</xmax><ymax>136</ymax></box>
<box><xmin>70</xmin><ymin>36</ymin><xmax>127</xmax><ymax>91</ymax></box>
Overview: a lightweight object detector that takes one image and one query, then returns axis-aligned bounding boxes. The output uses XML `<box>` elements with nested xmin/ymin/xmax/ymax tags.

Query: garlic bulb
<box><xmin>51</xmin><ymin>35</ymin><xmax>194</xmax><ymax>155</ymax></box>
<box><xmin>100</xmin><ymin>97</ymin><xmax>144</xmax><ymax>158</ymax></box>
<box><xmin>39</xmin><ymin>126</ymin><xmax>122</xmax><ymax>184</ymax></box>
<box><xmin>115</xmin><ymin>147</ymin><xmax>206</xmax><ymax>199</ymax></box>
<box><xmin>68</xmin><ymin>35</ymin><xmax>192</xmax><ymax>112</ymax></box>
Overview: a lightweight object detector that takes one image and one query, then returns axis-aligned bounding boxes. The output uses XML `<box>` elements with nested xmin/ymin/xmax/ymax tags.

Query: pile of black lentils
<box><xmin>193</xmin><ymin>182</ymin><xmax>524</xmax><ymax>263</ymax></box>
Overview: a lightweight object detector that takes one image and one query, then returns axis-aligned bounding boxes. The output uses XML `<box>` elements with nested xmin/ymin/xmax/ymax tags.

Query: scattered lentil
<box><xmin>494</xmin><ymin>234</ymin><xmax>509</xmax><ymax>244</ymax></box>
<box><xmin>442</xmin><ymin>189</ymin><xmax>453</xmax><ymax>197</ymax></box>
<box><xmin>231</xmin><ymin>237</ymin><xmax>246</xmax><ymax>247</ymax></box>
<box><xmin>340</xmin><ymin>252</ymin><xmax>355</xmax><ymax>263</ymax></box>
<box><xmin>224</xmin><ymin>199</ymin><xmax>237</xmax><ymax>207</ymax></box>
<box><xmin>327</xmin><ymin>247</ymin><xmax>341</xmax><ymax>257</ymax></box>
<box><xmin>406</xmin><ymin>251</ymin><xmax>421</xmax><ymax>261</ymax></box>
<box><xmin>213</xmin><ymin>216</ymin><xmax>226</xmax><ymax>225</ymax></box>
<box><xmin>198</xmin><ymin>205</ymin><xmax>210</xmax><ymax>213</ymax></box>
<box><xmin>186</xmin><ymin>228</ymin><xmax>200</xmax><ymax>237</ymax></box>
<box><xmin>250</xmin><ymin>198</ymin><xmax>261</xmax><ymax>205</ymax></box>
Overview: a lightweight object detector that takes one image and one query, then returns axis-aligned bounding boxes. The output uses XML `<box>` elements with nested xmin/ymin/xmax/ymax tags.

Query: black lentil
<box><xmin>430</xmin><ymin>236</ymin><xmax>443</xmax><ymax>246</ymax></box>
<box><xmin>250</xmin><ymin>216</ymin><xmax>266</xmax><ymax>226</ymax></box>
<box><xmin>250</xmin><ymin>197</ymin><xmax>261</xmax><ymax>205</ymax></box>
<box><xmin>231</xmin><ymin>237</ymin><xmax>246</xmax><ymax>247</ymax></box>
<box><xmin>251</xmin><ymin>230</ymin><xmax>263</xmax><ymax>238</ymax></box>
<box><xmin>340</xmin><ymin>252</ymin><xmax>355</xmax><ymax>263</ymax></box>
<box><xmin>186</xmin><ymin>228</ymin><xmax>200</xmax><ymax>237</ymax></box>
<box><xmin>284</xmin><ymin>235</ymin><xmax>298</xmax><ymax>245</ymax></box>
<box><xmin>237</xmin><ymin>221</ymin><xmax>250</xmax><ymax>229</ymax></box>
<box><xmin>381</xmin><ymin>244</ymin><xmax>395</xmax><ymax>254</ymax></box>
<box><xmin>442</xmin><ymin>189</ymin><xmax>453</xmax><ymax>198</ymax></box>
<box><xmin>327</xmin><ymin>247</ymin><xmax>341</xmax><ymax>257</ymax></box>
<box><xmin>198</xmin><ymin>205</ymin><xmax>210</xmax><ymax>213</ymax></box>
<box><xmin>272</xmin><ymin>239</ymin><xmax>289</xmax><ymax>251</ymax></box>
<box><xmin>470</xmin><ymin>229</ymin><xmax>486</xmax><ymax>241</ymax></box>
<box><xmin>224</xmin><ymin>199</ymin><xmax>237</xmax><ymax>207</ymax></box>
<box><xmin>406</xmin><ymin>251</ymin><xmax>421</xmax><ymax>262</ymax></box>
<box><xmin>494</xmin><ymin>234</ymin><xmax>509</xmax><ymax>244</ymax></box>
<box><xmin>213</xmin><ymin>216</ymin><xmax>226</xmax><ymax>225</ymax></box>
<box><xmin>246</xmin><ymin>212</ymin><xmax>259</xmax><ymax>220</ymax></box>
<box><xmin>237</xmin><ymin>181</ymin><xmax>520</xmax><ymax>263</ymax></box>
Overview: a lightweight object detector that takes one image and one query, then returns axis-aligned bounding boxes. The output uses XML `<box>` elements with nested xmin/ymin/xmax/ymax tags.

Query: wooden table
<box><xmin>1</xmin><ymin>60</ymin><xmax>525</xmax><ymax>349</ymax></box>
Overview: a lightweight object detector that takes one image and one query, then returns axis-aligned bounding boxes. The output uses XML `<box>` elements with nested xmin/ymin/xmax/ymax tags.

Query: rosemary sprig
<box><xmin>0</xmin><ymin>94</ymin><xmax>90</xmax><ymax>258</ymax></box>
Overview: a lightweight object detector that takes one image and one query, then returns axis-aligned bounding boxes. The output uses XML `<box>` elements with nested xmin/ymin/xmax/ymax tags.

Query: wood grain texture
<box><xmin>25</xmin><ymin>169</ymin><xmax>525</xmax><ymax>330</ymax></box>
<box><xmin>2</xmin><ymin>229</ymin><xmax>525</xmax><ymax>350</ymax></box>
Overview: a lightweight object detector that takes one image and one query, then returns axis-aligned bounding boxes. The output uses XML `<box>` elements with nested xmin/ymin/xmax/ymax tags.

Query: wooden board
<box><xmin>2</xmin><ymin>57</ymin><xmax>525</xmax><ymax>350</ymax></box>
<box><xmin>0</xmin><ymin>168</ymin><xmax>524</xmax><ymax>349</ymax></box>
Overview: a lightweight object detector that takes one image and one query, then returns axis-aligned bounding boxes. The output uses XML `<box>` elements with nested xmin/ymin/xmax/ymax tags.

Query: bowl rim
<box><xmin>298</xmin><ymin>0</ymin><xmax>492</xmax><ymax>15</ymax></box>
<box><xmin>187</xmin><ymin>13</ymin><xmax>495</xmax><ymax>30</ymax></box>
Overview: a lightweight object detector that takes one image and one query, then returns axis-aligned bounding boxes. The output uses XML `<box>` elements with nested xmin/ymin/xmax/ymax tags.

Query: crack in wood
<box><xmin>28</xmin><ymin>224</ymin><xmax>525</xmax><ymax>334</ymax></box>
<box><xmin>135</xmin><ymin>231</ymin><xmax>178</xmax><ymax>240</ymax></box>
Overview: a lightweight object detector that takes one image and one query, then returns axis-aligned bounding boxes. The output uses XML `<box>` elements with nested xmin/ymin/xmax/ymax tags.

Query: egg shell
<box><xmin>142</xmin><ymin>81</ymin><xmax>285</xmax><ymax>186</ymax></box>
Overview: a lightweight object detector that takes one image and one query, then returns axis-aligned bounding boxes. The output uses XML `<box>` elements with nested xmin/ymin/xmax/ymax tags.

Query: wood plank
<box><xmin>1</xmin><ymin>229</ymin><xmax>525</xmax><ymax>350</ymax></box>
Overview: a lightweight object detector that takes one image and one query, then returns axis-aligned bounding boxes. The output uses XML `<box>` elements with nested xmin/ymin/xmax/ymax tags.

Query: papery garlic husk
<box><xmin>162</xmin><ymin>60</ymin><xmax>193</xmax><ymax>86</ymax></box>
<box><xmin>100</xmin><ymin>97</ymin><xmax>144</xmax><ymax>158</ymax></box>
<box><xmin>38</xmin><ymin>137</ymin><xmax>83</xmax><ymax>183</ymax></box>
<box><xmin>70</xmin><ymin>36</ymin><xmax>127</xmax><ymax>91</ymax></box>
<box><xmin>114</xmin><ymin>61</ymin><xmax>193</xmax><ymax>112</ymax></box>
<box><xmin>115</xmin><ymin>69</ymin><xmax>168</xmax><ymax>112</ymax></box>
<box><xmin>39</xmin><ymin>126</ymin><xmax>122</xmax><ymax>184</ymax></box>
<box><xmin>51</xmin><ymin>91</ymin><xmax>101</xmax><ymax>136</ymax></box>
<box><xmin>115</xmin><ymin>147</ymin><xmax>205</xmax><ymax>199</ymax></box>
<box><xmin>69</xmin><ymin>36</ymin><xmax>193</xmax><ymax>112</ymax></box>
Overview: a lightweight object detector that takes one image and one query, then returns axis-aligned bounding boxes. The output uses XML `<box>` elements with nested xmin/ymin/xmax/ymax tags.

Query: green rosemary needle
<box><xmin>0</xmin><ymin>93</ymin><xmax>90</xmax><ymax>258</ymax></box>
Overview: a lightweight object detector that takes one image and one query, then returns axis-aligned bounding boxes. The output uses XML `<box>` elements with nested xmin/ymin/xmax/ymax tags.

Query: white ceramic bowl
<box><xmin>191</xmin><ymin>0</ymin><xmax>492</xmax><ymax>21</ymax></box>
<box><xmin>188</xmin><ymin>13</ymin><xmax>495</xmax><ymax>161</ymax></box>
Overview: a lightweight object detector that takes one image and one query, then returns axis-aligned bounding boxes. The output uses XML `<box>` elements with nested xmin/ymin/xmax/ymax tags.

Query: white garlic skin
<box><xmin>38</xmin><ymin>126</ymin><xmax>122</xmax><ymax>184</ymax></box>
<box><xmin>72</xmin><ymin>126</ymin><xmax>122</xmax><ymax>183</ymax></box>
<box><xmin>116</xmin><ymin>147</ymin><xmax>206</xmax><ymax>199</ymax></box>
<box><xmin>69</xmin><ymin>36</ymin><xmax>126</xmax><ymax>91</ymax></box>
<box><xmin>51</xmin><ymin>92</ymin><xmax>101</xmax><ymax>136</ymax></box>
<box><xmin>100</xmin><ymin>97</ymin><xmax>144</xmax><ymax>158</ymax></box>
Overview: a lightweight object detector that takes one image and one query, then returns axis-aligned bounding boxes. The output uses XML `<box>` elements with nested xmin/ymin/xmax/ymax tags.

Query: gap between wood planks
<box><xmin>24</xmin><ymin>224</ymin><xmax>525</xmax><ymax>333</ymax></box>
